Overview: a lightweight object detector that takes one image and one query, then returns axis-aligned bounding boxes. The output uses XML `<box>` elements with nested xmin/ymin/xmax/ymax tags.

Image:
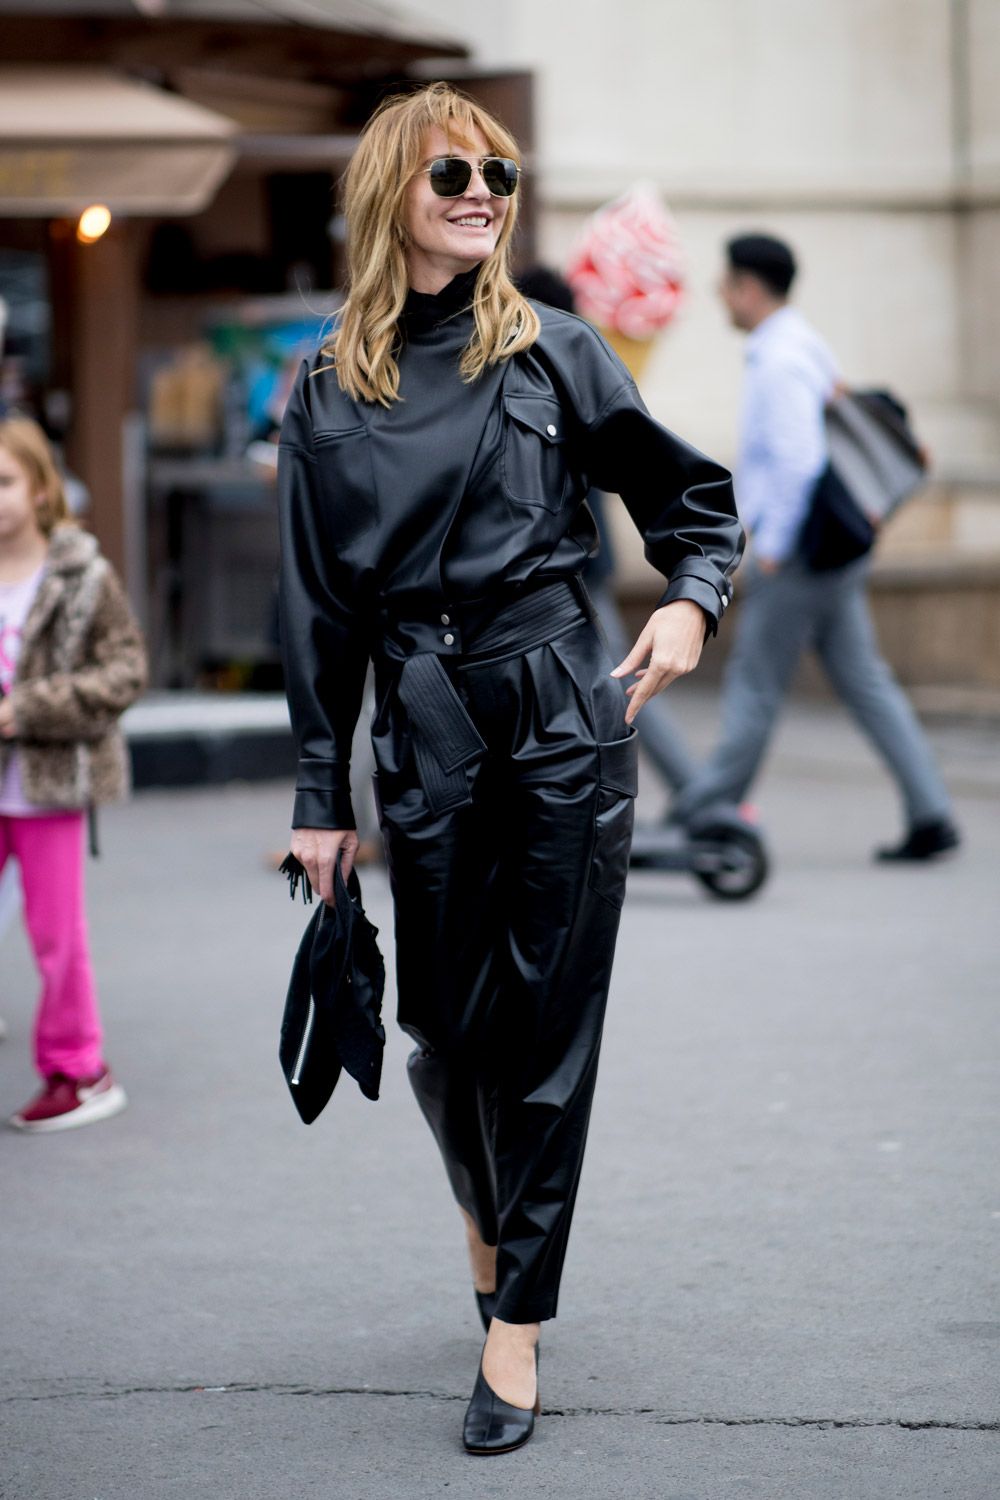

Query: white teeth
<box><xmin>452</xmin><ymin>216</ymin><xmax>489</xmax><ymax>227</ymax></box>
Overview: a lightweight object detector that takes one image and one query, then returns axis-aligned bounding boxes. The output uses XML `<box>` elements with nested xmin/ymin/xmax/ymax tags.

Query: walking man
<box><xmin>673</xmin><ymin>234</ymin><xmax>959</xmax><ymax>861</ymax></box>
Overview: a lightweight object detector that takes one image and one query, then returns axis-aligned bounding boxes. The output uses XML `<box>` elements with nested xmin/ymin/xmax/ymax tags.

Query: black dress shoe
<box><xmin>463</xmin><ymin>1349</ymin><xmax>539</xmax><ymax>1455</ymax></box>
<box><xmin>475</xmin><ymin>1290</ymin><xmax>497</xmax><ymax>1333</ymax></box>
<box><xmin>875</xmin><ymin>818</ymin><xmax>961</xmax><ymax>863</ymax></box>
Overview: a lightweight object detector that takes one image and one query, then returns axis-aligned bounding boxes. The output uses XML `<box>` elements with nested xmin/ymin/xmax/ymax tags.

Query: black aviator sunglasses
<box><xmin>420</xmin><ymin>156</ymin><xmax>521</xmax><ymax>199</ymax></box>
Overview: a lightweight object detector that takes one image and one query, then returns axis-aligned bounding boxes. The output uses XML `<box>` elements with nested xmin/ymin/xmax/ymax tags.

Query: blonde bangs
<box><xmin>323</xmin><ymin>83</ymin><xmax>540</xmax><ymax>407</ymax></box>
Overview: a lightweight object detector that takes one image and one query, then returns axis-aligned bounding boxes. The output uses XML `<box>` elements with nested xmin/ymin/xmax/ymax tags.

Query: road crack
<box><xmin>2</xmin><ymin>1383</ymin><xmax>997</xmax><ymax>1431</ymax></box>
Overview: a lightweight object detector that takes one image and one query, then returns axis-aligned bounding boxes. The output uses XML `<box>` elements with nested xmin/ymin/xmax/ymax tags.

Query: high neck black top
<box><xmin>400</xmin><ymin>266</ymin><xmax>480</xmax><ymax>334</ymax></box>
<box><xmin>277</xmin><ymin>291</ymin><xmax>743</xmax><ymax>827</ymax></box>
<box><xmin>365</xmin><ymin>265</ymin><xmax>515</xmax><ymax>605</ymax></box>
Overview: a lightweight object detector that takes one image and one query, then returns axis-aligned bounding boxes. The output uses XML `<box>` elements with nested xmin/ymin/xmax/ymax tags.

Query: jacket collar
<box><xmin>20</xmin><ymin>525</ymin><xmax>99</xmax><ymax>644</ymax></box>
<box><xmin>745</xmin><ymin>304</ymin><xmax>804</xmax><ymax>361</ymax></box>
<box><xmin>45</xmin><ymin>523</ymin><xmax>99</xmax><ymax>575</ymax></box>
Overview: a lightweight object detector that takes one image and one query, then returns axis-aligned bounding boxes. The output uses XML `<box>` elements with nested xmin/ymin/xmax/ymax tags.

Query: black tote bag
<box><xmin>800</xmin><ymin>389</ymin><xmax>927</xmax><ymax>572</ymax></box>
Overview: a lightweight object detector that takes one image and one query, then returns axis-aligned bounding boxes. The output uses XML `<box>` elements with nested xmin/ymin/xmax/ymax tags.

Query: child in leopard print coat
<box><xmin>0</xmin><ymin>416</ymin><xmax>146</xmax><ymax>1132</ymax></box>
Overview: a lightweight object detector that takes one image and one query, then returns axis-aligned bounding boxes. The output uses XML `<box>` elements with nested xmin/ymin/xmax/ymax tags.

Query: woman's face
<box><xmin>0</xmin><ymin>445</ymin><xmax>44</xmax><ymax>544</ymax></box>
<box><xmin>403</xmin><ymin>124</ymin><xmax>510</xmax><ymax>293</ymax></box>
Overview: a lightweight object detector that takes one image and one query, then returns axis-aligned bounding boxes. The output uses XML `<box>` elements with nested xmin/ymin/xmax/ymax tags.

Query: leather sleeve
<box><xmin>581</xmin><ymin>367</ymin><xmax>744</xmax><ymax>633</ymax></box>
<box><xmin>277</xmin><ymin>363</ymin><xmax>369</xmax><ymax>829</ymax></box>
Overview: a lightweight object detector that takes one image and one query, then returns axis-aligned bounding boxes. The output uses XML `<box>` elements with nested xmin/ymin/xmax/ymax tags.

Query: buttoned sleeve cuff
<box><xmin>291</xmin><ymin>759</ymin><xmax>356</xmax><ymax>831</ymax></box>
<box><xmin>656</xmin><ymin>560</ymin><xmax>734</xmax><ymax>637</ymax></box>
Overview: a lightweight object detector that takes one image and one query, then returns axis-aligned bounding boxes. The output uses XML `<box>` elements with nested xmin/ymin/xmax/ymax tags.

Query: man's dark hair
<box><xmin>726</xmin><ymin>234</ymin><xmax>797</xmax><ymax>297</ymax></box>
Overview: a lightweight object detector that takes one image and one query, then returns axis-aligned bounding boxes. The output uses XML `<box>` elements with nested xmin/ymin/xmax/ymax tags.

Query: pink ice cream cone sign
<box><xmin>566</xmin><ymin>184</ymin><xmax>685</xmax><ymax>341</ymax></box>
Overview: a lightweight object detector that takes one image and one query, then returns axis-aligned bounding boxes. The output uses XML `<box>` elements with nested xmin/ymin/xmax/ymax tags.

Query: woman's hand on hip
<box><xmin>611</xmin><ymin>599</ymin><xmax>706</xmax><ymax>725</ymax></box>
<box><xmin>289</xmin><ymin>827</ymin><xmax>360</xmax><ymax>904</ymax></box>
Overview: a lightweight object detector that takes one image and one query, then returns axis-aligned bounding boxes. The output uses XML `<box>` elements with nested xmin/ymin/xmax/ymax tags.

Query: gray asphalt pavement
<box><xmin>1</xmin><ymin>686</ymin><xmax>998</xmax><ymax>1500</ymax></box>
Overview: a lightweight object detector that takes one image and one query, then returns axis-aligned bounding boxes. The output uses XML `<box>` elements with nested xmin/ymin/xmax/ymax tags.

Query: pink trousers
<box><xmin>0</xmin><ymin>812</ymin><xmax>104</xmax><ymax>1081</ymax></box>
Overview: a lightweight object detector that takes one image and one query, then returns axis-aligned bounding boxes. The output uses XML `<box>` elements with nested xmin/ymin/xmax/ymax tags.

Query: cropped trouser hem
<box><xmin>491</xmin><ymin>1295</ymin><xmax>560</xmax><ymax>1325</ymax></box>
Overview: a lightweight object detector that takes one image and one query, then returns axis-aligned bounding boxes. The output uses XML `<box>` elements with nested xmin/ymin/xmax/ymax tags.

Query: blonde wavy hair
<box><xmin>325</xmin><ymin>82</ymin><xmax>540</xmax><ymax>406</ymax></box>
<box><xmin>0</xmin><ymin>415</ymin><xmax>71</xmax><ymax>536</ymax></box>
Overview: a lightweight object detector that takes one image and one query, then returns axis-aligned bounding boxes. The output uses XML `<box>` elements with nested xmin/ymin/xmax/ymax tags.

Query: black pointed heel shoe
<box><xmin>475</xmin><ymin>1290</ymin><xmax>497</xmax><ymax>1333</ymax></box>
<box><xmin>462</xmin><ymin>1346</ymin><xmax>540</xmax><ymax>1456</ymax></box>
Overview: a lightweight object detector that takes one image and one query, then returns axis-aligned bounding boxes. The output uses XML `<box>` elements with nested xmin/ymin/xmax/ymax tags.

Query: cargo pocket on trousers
<box><xmin>588</xmin><ymin>728</ymin><xmax>638</xmax><ymax>909</ymax></box>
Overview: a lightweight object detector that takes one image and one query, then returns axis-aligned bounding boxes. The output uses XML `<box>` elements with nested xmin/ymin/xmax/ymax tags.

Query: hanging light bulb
<box><xmin>76</xmin><ymin>205</ymin><xmax>112</xmax><ymax>245</ymax></box>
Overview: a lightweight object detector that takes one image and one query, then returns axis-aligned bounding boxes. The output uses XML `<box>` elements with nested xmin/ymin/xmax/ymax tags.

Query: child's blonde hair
<box><xmin>0</xmin><ymin>415</ymin><xmax>71</xmax><ymax>536</ymax></box>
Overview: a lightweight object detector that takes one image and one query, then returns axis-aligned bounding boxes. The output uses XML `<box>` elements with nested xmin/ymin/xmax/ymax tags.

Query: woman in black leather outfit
<box><xmin>278</xmin><ymin>83</ymin><xmax>743</xmax><ymax>1455</ymax></box>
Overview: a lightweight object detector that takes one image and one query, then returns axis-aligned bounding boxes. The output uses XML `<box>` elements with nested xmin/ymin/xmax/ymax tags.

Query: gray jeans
<box><xmin>673</xmin><ymin>557</ymin><xmax>952</xmax><ymax>829</ymax></box>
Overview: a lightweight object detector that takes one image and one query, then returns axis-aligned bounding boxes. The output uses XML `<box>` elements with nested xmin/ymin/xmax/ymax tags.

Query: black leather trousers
<box><xmin>371</xmin><ymin>583</ymin><xmax>637</xmax><ymax>1323</ymax></box>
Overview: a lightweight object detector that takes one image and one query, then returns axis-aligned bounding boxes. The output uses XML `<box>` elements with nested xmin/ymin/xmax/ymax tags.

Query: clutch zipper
<box><xmin>291</xmin><ymin>998</ymin><xmax>317</xmax><ymax>1087</ymax></box>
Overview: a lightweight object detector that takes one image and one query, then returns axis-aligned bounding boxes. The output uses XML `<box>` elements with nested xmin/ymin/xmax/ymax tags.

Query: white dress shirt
<box><xmin>737</xmin><ymin>305</ymin><xmax>840</xmax><ymax>564</ymax></box>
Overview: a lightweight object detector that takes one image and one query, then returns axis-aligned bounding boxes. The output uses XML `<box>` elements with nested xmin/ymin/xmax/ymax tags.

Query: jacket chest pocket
<box><xmin>501</xmin><ymin>395</ymin><xmax>575</xmax><ymax>513</ymax></box>
<box><xmin>314</xmin><ymin>426</ymin><xmax>379</xmax><ymax>544</ymax></box>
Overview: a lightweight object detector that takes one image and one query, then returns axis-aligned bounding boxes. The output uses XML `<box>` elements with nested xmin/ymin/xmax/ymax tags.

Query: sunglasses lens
<box><xmin>428</xmin><ymin>158</ymin><xmax>472</xmax><ymax>197</ymax></box>
<box><xmin>482</xmin><ymin>158</ymin><xmax>519</xmax><ymax>197</ymax></box>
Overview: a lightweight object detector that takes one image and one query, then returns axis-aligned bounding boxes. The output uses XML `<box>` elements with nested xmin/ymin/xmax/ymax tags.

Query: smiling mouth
<box><xmin>449</xmin><ymin>215</ymin><xmax>491</xmax><ymax>228</ymax></box>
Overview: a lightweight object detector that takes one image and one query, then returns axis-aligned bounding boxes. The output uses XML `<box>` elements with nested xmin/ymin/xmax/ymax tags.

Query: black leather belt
<box><xmin>379</xmin><ymin>579</ymin><xmax>592</xmax><ymax>815</ymax></box>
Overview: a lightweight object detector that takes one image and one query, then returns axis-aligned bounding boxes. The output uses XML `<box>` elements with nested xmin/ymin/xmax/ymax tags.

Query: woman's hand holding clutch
<box><xmin>289</xmin><ymin>827</ymin><xmax>360</xmax><ymax>904</ymax></box>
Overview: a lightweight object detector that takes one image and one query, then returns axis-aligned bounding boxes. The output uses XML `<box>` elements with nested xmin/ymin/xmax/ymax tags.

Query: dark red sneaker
<box><xmin>9</xmin><ymin>1069</ymin><xmax>127</xmax><ymax>1133</ymax></box>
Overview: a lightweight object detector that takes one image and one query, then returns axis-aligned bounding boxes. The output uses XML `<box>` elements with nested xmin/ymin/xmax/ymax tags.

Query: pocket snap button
<box><xmin>546</xmin><ymin>424</ymin><xmax>557</xmax><ymax>437</ymax></box>
<box><xmin>443</xmin><ymin>632</ymin><xmax>455</xmax><ymax>646</ymax></box>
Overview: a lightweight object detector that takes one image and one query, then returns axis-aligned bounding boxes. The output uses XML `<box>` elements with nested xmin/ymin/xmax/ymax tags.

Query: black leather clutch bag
<box><xmin>278</xmin><ymin>854</ymin><xmax>386</xmax><ymax>1124</ymax></box>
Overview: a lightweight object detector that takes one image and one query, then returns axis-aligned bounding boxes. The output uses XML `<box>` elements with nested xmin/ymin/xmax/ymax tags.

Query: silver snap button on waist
<box><xmin>440</xmin><ymin>613</ymin><xmax>450</xmax><ymax>625</ymax></box>
<box><xmin>443</xmin><ymin>632</ymin><xmax>455</xmax><ymax>646</ymax></box>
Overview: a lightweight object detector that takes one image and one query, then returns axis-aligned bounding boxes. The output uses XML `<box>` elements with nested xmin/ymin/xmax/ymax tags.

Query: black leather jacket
<box><xmin>278</xmin><ymin>290</ymin><xmax>744</xmax><ymax>829</ymax></box>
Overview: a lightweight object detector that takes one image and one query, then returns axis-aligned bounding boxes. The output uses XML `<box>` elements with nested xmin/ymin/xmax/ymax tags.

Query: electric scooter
<box><xmin>628</xmin><ymin>805</ymin><xmax>769</xmax><ymax>901</ymax></box>
<box><xmin>590</xmin><ymin>584</ymin><xmax>770</xmax><ymax>902</ymax></box>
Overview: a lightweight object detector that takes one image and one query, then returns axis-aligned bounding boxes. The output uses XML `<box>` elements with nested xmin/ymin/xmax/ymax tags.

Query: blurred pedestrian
<box><xmin>672</xmin><ymin>234</ymin><xmax>959</xmax><ymax>861</ymax></box>
<box><xmin>278</xmin><ymin>84</ymin><xmax>741</xmax><ymax>1454</ymax></box>
<box><xmin>0</xmin><ymin>416</ymin><xmax>147</xmax><ymax>1132</ymax></box>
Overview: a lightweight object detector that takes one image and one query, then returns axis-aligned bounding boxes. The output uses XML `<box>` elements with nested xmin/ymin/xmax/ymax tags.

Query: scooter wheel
<box><xmin>691</xmin><ymin>822</ymin><xmax>769</xmax><ymax>901</ymax></box>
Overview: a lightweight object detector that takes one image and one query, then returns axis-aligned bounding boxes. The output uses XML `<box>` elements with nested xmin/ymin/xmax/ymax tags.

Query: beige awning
<box><xmin>0</xmin><ymin>66</ymin><xmax>238</xmax><ymax>215</ymax></box>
